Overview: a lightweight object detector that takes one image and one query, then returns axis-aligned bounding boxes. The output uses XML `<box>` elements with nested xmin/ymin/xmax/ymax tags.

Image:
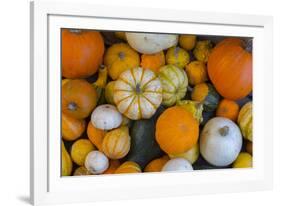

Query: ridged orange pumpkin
<box><xmin>62</xmin><ymin>79</ymin><xmax>98</xmax><ymax>119</ymax></box>
<box><xmin>144</xmin><ymin>156</ymin><xmax>169</xmax><ymax>172</ymax></box>
<box><xmin>114</xmin><ymin>161</ymin><xmax>141</xmax><ymax>174</ymax></box>
<box><xmin>87</xmin><ymin>121</ymin><xmax>106</xmax><ymax>151</ymax></box>
<box><xmin>62</xmin><ymin>113</ymin><xmax>86</xmax><ymax>141</ymax></box>
<box><xmin>62</xmin><ymin>29</ymin><xmax>104</xmax><ymax>78</ymax></box>
<box><xmin>140</xmin><ymin>51</ymin><xmax>165</xmax><ymax>73</ymax></box>
<box><xmin>207</xmin><ymin>38</ymin><xmax>252</xmax><ymax>100</ymax></box>
<box><xmin>156</xmin><ymin>106</ymin><xmax>199</xmax><ymax>155</ymax></box>
<box><xmin>102</xmin><ymin>126</ymin><xmax>131</xmax><ymax>159</ymax></box>
<box><xmin>103</xmin><ymin>160</ymin><xmax>121</xmax><ymax>174</ymax></box>
<box><xmin>216</xmin><ymin>99</ymin><xmax>239</xmax><ymax>122</ymax></box>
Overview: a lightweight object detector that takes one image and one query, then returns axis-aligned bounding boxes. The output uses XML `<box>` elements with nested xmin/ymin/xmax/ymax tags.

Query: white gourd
<box><xmin>85</xmin><ymin>151</ymin><xmax>109</xmax><ymax>174</ymax></box>
<box><xmin>162</xmin><ymin>158</ymin><xmax>193</xmax><ymax>172</ymax></box>
<box><xmin>125</xmin><ymin>33</ymin><xmax>178</xmax><ymax>54</ymax></box>
<box><xmin>91</xmin><ymin>104</ymin><xmax>122</xmax><ymax>130</ymax></box>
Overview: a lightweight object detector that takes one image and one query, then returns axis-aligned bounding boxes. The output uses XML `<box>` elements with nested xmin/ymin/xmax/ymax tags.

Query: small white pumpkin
<box><xmin>162</xmin><ymin>158</ymin><xmax>193</xmax><ymax>172</ymax></box>
<box><xmin>200</xmin><ymin>117</ymin><xmax>242</xmax><ymax>167</ymax></box>
<box><xmin>91</xmin><ymin>104</ymin><xmax>122</xmax><ymax>130</ymax></box>
<box><xmin>125</xmin><ymin>32</ymin><xmax>178</xmax><ymax>54</ymax></box>
<box><xmin>85</xmin><ymin>151</ymin><xmax>109</xmax><ymax>174</ymax></box>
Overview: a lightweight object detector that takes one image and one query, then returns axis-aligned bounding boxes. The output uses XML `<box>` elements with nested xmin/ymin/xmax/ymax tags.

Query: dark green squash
<box><xmin>126</xmin><ymin>106</ymin><xmax>165</xmax><ymax>169</ymax></box>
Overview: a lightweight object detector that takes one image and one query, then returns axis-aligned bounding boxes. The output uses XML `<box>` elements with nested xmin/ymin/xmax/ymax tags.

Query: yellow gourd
<box><xmin>166</xmin><ymin>46</ymin><xmax>190</xmax><ymax>69</ymax></box>
<box><xmin>193</xmin><ymin>40</ymin><xmax>213</xmax><ymax>62</ymax></box>
<box><xmin>62</xmin><ymin>141</ymin><xmax>72</xmax><ymax>176</ymax></box>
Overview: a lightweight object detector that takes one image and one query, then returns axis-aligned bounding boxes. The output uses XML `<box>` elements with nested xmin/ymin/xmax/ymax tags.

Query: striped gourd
<box><xmin>237</xmin><ymin>102</ymin><xmax>252</xmax><ymax>141</ymax></box>
<box><xmin>102</xmin><ymin>126</ymin><xmax>130</xmax><ymax>159</ymax></box>
<box><xmin>158</xmin><ymin>64</ymin><xmax>188</xmax><ymax>106</ymax></box>
<box><xmin>114</xmin><ymin>67</ymin><xmax>162</xmax><ymax>120</ymax></box>
<box><xmin>114</xmin><ymin>161</ymin><xmax>141</xmax><ymax>174</ymax></box>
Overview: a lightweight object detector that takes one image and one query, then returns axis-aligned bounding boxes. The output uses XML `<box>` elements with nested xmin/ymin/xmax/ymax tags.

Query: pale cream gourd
<box><xmin>162</xmin><ymin>158</ymin><xmax>193</xmax><ymax>172</ymax></box>
<box><xmin>125</xmin><ymin>32</ymin><xmax>178</xmax><ymax>54</ymax></box>
<box><xmin>91</xmin><ymin>104</ymin><xmax>122</xmax><ymax>130</ymax></box>
<box><xmin>85</xmin><ymin>151</ymin><xmax>109</xmax><ymax>174</ymax></box>
<box><xmin>200</xmin><ymin>117</ymin><xmax>242</xmax><ymax>166</ymax></box>
<box><xmin>114</xmin><ymin>67</ymin><xmax>162</xmax><ymax>120</ymax></box>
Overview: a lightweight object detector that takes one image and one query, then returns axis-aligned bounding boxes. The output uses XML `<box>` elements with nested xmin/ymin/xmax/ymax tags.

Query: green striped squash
<box><xmin>237</xmin><ymin>102</ymin><xmax>252</xmax><ymax>141</ymax></box>
<box><xmin>158</xmin><ymin>64</ymin><xmax>188</xmax><ymax>106</ymax></box>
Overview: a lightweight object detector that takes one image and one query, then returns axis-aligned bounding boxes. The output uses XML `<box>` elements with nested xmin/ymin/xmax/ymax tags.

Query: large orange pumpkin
<box><xmin>156</xmin><ymin>106</ymin><xmax>199</xmax><ymax>155</ymax></box>
<box><xmin>62</xmin><ymin>29</ymin><xmax>104</xmax><ymax>79</ymax></box>
<box><xmin>62</xmin><ymin>79</ymin><xmax>97</xmax><ymax>119</ymax></box>
<box><xmin>207</xmin><ymin>38</ymin><xmax>252</xmax><ymax>100</ymax></box>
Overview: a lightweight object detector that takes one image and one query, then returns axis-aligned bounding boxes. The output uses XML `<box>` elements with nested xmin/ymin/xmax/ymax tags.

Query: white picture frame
<box><xmin>30</xmin><ymin>0</ymin><xmax>273</xmax><ymax>205</ymax></box>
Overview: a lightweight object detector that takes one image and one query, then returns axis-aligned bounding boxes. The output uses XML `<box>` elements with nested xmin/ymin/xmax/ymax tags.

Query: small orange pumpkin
<box><xmin>156</xmin><ymin>106</ymin><xmax>199</xmax><ymax>155</ymax></box>
<box><xmin>104</xmin><ymin>43</ymin><xmax>140</xmax><ymax>80</ymax></box>
<box><xmin>62</xmin><ymin>29</ymin><xmax>104</xmax><ymax>79</ymax></box>
<box><xmin>216</xmin><ymin>99</ymin><xmax>240</xmax><ymax>122</ymax></box>
<box><xmin>208</xmin><ymin>38</ymin><xmax>252</xmax><ymax>100</ymax></box>
<box><xmin>114</xmin><ymin>161</ymin><xmax>141</xmax><ymax>174</ymax></box>
<box><xmin>140</xmin><ymin>51</ymin><xmax>165</xmax><ymax>73</ymax></box>
<box><xmin>62</xmin><ymin>79</ymin><xmax>98</xmax><ymax>119</ymax></box>
<box><xmin>103</xmin><ymin>160</ymin><xmax>121</xmax><ymax>174</ymax></box>
<box><xmin>87</xmin><ymin>121</ymin><xmax>106</xmax><ymax>151</ymax></box>
<box><xmin>144</xmin><ymin>156</ymin><xmax>169</xmax><ymax>172</ymax></box>
<box><xmin>62</xmin><ymin>113</ymin><xmax>86</xmax><ymax>141</ymax></box>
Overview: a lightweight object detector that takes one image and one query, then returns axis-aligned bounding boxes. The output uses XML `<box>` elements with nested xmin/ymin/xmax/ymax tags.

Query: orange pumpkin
<box><xmin>87</xmin><ymin>121</ymin><xmax>106</xmax><ymax>151</ymax></box>
<box><xmin>62</xmin><ymin>79</ymin><xmax>97</xmax><ymax>119</ymax></box>
<box><xmin>216</xmin><ymin>99</ymin><xmax>240</xmax><ymax>122</ymax></box>
<box><xmin>144</xmin><ymin>156</ymin><xmax>169</xmax><ymax>172</ymax></box>
<box><xmin>156</xmin><ymin>106</ymin><xmax>199</xmax><ymax>155</ymax></box>
<box><xmin>62</xmin><ymin>29</ymin><xmax>104</xmax><ymax>79</ymax></box>
<box><xmin>62</xmin><ymin>113</ymin><xmax>86</xmax><ymax>141</ymax></box>
<box><xmin>208</xmin><ymin>38</ymin><xmax>252</xmax><ymax>100</ymax></box>
<box><xmin>140</xmin><ymin>51</ymin><xmax>165</xmax><ymax>73</ymax></box>
<box><xmin>114</xmin><ymin>161</ymin><xmax>141</xmax><ymax>174</ymax></box>
<box><xmin>103</xmin><ymin>160</ymin><xmax>121</xmax><ymax>174</ymax></box>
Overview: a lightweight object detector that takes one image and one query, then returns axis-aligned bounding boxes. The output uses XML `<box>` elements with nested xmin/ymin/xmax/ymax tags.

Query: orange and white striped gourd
<box><xmin>237</xmin><ymin>102</ymin><xmax>252</xmax><ymax>141</ymax></box>
<box><xmin>114</xmin><ymin>161</ymin><xmax>141</xmax><ymax>174</ymax></box>
<box><xmin>102</xmin><ymin>126</ymin><xmax>131</xmax><ymax>159</ymax></box>
<box><xmin>114</xmin><ymin>67</ymin><xmax>162</xmax><ymax>120</ymax></box>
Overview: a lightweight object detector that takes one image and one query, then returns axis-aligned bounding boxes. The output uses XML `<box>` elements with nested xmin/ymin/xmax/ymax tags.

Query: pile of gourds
<box><xmin>61</xmin><ymin>29</ymin><xmax>253</xmax><ymax>176</ymax></box>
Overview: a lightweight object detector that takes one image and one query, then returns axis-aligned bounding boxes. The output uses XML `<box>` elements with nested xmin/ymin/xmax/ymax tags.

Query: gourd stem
<box><xmin>219</xmin><ymin>126</ymin><xmax>229</xmax><ymax>136</ymax></box>
<box><xmin>69</xmin><ymin>29</ymin><xmax>82</xmax><ymax>34</ymax></box>
<box><xmin>135</xmin><ymin>83</ymin><xmax>141</xmax><ymax>94</ymax></box>
<box><xmin>68</xmin><ymin>102</ymin><xmax>77</xmax><ymax>111</ymax></box>
<box><xmin>174</xmin><ymin>46</ymin><xmax>180</xmax><ymax>58</ymax></box>
<box><xmin>118</xmin><ymin>52</ymin><xmax>125</xmax><ymax>60</ymax></box>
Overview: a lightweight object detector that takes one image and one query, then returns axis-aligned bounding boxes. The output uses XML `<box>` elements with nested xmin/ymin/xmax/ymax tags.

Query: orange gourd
<box><xmin>156</xmin><ymin>106</ymin><xmax>199</xmax><ymax>155</ymax></box>
<box><xmin>87</xmin><ymin>121</ymin><xmax>106</xmax><ymax>151</ymax></box>
<box><xmin>114</xmin><ymin>161</ymin><xmax>141</xmax><ymax>174</ymax></box>
<box><xmin>216</xmin><ymin>99</ymin><xmax>240</xmax><ymax>122</ymax></box>
<box><xmin>185</xmin><ymin>61</ymin><xmax>208</xmax><ymax>85</ymax></box>
<box><xmin>62</xmin><ymin>79</ymin><xmax>97</xmax><ymax>119</ymax></box>
<box><xmin>144</xmin><ymin>156</ymin><xmax>169</xmax><ymax>172</ymax></box>
<box><xmin>207</xmin><ymin>38</ymin><xmax>252</xmax><ymax>100</ymax></box>
<box><xmin>103</xmin><ymin>160</ymin><xmax>121</xmax><ymax>174</ymax></box>
<box><xmin>140</xmin><ymin>51</ymin><xmax>165</xmax><ymax>73</ymax></box>
<box><xmin>62</xmin><ymin>113</ymin><xmax>86</xmax><ymax>141</ymax></box>
<box><xmin>62</xmin><ymin>29</ymin><xmax>104</xmax><ymax>79</ymax></box>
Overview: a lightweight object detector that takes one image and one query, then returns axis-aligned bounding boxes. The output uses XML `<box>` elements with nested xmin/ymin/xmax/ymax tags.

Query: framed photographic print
<box><xmin>30</xmin><ymin>0</ymin><xmax>273</xmax><ymax>205</ymax></box>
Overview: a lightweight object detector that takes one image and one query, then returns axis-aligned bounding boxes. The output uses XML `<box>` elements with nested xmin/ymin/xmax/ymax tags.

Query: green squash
<box><xmin>126</xmin><ymin>107</ymin><xmax>164</xmax><ymax>169</ymax></box>
<box><xmin>191</xmin><ymin>83</ymin><xmax>220</xmax><ymax>112</ymax></box>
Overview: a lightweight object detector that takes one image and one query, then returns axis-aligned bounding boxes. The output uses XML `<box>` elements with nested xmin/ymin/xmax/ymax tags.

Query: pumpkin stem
<box><xmin>69</xmin><ymin>29</ymin><xmax>82</xmax><ymax>34</ymax></box>
<box><xmin>68</xmin><ymin>102</ymin><xmax>77</xmax><ymax>111</ymax></box>
<box><xmin>135</xmin><ymin>83</ymin><xmax>142</xmax><ymax>94</ymax></box>
<box><xmin>244</xmin><ymin>38</ymin><xmax>252</xmax><ymax>53</ymax></box>
<box><xmin>118</xmin><ymin>52</ymin><xmax>125</xmax><ymax>60</ymax></box>
<box><xmin>219</xmin><ymin>126</ymin><xmax>229</xmax><ymax>136</ymax></box>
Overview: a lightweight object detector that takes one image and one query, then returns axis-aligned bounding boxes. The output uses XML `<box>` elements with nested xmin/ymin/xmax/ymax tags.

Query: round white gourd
<box><xmin>85</xmin><ymin>151</ymin><xmax>109</xmax><ymax>174</ymax></box>
<box><xmin>200</xmin><ymin>117</ymin><xmax>242</xmax><ymax>167</ymax></box>
<box><xmin>125</xmin><ymin>33</ymin><xmax>178</xmax><ymax>54</ymax></box>
<box><xmin>91</xmin><ymin>104</ymin><xmax>122</xmax><ymax>130</ymax></box>
<box><xmin>162</xmin><ymin>158</ymin><xmax>193</xmax><ymax>172</ymax></box>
